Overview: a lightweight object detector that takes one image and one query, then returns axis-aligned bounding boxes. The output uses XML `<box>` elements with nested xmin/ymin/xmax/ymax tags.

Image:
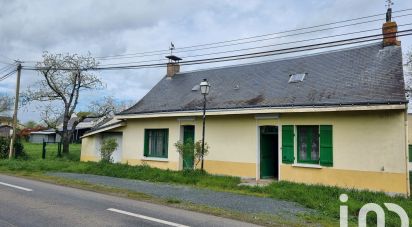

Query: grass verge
<box><xmin>1</xmin><ymin>142</ymin><xmax>410</xmax><ymax>226</ymax></box>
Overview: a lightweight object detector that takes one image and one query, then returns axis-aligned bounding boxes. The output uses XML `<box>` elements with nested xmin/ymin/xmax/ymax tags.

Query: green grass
<box><xmin>1</xmin><ymin>142</ymin><xmax>411</xmax><ymax>226</ymax></box>
<box><xmin>22</xmin><ymin>142</ymin><xmax>81</xmax><ymax>161</ymax></box>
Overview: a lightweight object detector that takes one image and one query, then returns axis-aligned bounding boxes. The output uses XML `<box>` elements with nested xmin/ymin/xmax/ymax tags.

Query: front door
<box><xmin>182</xmin><ymin>125</ymin><xmax>195</xmax><ymax>169</ymax></box>
<box><xmin>260</xmin><ymin>126</ymin><xmax>278</xmax><ymax>179</ymax></box>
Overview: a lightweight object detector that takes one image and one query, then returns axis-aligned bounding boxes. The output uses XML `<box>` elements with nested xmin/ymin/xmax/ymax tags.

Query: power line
<box><xmin>95</xmin><ymin>30</ymin><xmax>412</xmax><ymax>70</ymax></box>
<box><xmin>0</xmin><ymin>69</ymin><xmax>17</xmax><ymax>82</ymax></box>
<box><xmin>23</xmin><ymin>30</ymin><xmax>412</xmax><ymax>71</ymax></box>
<box><xmin>96</xmin><ymin>23</ymin><xmax>412</xmax><ymax>67</ymax></box>
<box><xmin>95</xmin><ymin>9</ymin><xmax>412</xmax><ymax>60</ymax></box>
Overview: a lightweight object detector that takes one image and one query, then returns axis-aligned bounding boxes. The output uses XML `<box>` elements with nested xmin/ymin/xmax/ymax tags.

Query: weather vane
<box><xmin>385</xmin><ymin>0</ymin><xmax>394</xmax><ymax>22</ymax></box>
<box><xmin>170</xmin><ymin>42</ymin><xmax>175</xmax><ymax>55</ymax></box>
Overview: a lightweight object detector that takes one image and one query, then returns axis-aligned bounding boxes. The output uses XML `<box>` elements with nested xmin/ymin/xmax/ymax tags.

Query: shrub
<box><xmin>100</xmin><ymin>138</ymin><xmax>118</xmax><ymax>163</ymax></box>
<box><xmin>175</xmin><ymin>139</ymin><xmax>210</xmax><ymax>169</ymax></box>
<box><xmin>0</xmin><ymin>137</ymin><xmax>26</xmax><ymax>159</ymax></box>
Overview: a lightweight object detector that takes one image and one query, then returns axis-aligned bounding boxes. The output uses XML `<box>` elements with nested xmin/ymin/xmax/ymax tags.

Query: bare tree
<box><xmin>25</xmin><ymin>52</ymin><xmax>102</xmax><ymax>154</ymax></box>
<box><xmin>405</xmin><ymin>48</ymin><xmax>412</xmax><ymax>100</ymax></box>
<box><xmin>88</xmin><ymin>96</ymin><xmax>133</xmax><ymax>117</ymax></box>
<box><xmin>0</xmin><ymin>93</ymin><xmax>12</xmax><ymax>114</ymax></box>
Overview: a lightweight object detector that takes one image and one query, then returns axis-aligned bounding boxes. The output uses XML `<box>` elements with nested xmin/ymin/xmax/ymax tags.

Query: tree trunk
<box><xmin>61</xmin><ymin>115</ymin><xmax>70</xmax><ymax>154</ymax></box>
<box><xmin>61</xmin><ymin>133</ymin><xmax>70</xmax><ymax>154</ymax></box>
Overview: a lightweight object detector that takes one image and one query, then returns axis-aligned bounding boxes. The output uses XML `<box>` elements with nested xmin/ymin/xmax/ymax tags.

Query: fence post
<box><xmin>57</xmin><ymin>142</ymin><xmax>62</xmax><ymax>157</ymax></box>
<box><xmin>42</xmin><ymin>140</ymin><xmax>46</xmax><ymax>159</ymax></box>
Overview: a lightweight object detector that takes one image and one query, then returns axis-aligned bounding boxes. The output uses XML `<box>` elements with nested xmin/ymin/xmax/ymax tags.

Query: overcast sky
<box><xmin>0</xmin><ymin>0</ymin><xmax>411</xmax><ymax>123</ymax></box>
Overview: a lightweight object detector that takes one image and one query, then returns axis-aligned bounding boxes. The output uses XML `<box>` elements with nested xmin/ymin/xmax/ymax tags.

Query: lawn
<box><xmin>0</xmin><ymin>142</ymin><xmax>411</xmax><ymax>226</ymax></box>
<box><xmin>23</xmin><ymin>142</ymin><xmax>81</xmax><ymax>161</ymax></box>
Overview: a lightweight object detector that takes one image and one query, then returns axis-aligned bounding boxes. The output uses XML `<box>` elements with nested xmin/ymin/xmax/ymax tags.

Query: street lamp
<box><xmin>199</xmin><ymin>78</ymin><xmax>210</xmax><ymax>171</ymax></box>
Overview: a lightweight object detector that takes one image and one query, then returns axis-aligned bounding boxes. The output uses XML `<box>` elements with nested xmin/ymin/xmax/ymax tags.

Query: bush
<box><xmin>100</xmin><ymin>138</ymin><xmax>118</xmax><ymax>163</ymax></box>
<box><xmin>0</xmin><ymin>137</ymin><xmax>26</xmax><ymax>159</ymax></box>
<box><xmin>0</xmin><ymin>137</ymin><xmax>8</xmax><ymax>159</ymax></box>
<box><xmin>175</xmin><ymin>139</ymin><xmax>210</xmax><ymax>169</ymax></box>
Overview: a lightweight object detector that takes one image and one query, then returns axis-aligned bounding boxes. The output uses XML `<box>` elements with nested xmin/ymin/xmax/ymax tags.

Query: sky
<box><xmin>0</xmin><ymin>0</ymin><xmax>411</xmax><ymax>123</ymax></box>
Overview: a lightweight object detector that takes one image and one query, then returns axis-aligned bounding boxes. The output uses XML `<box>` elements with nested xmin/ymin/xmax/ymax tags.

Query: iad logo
<box><xmin>339</xmin><ymin>194</ymin><xmax>409</xmax><ymax>227</ymax></box>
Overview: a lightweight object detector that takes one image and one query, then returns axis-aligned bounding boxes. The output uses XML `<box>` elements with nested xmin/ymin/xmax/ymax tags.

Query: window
<box><xmin>282</xmin><ymin>125</ymin><xmax>333</xmax><ymax>166</ymax></box>
<box><xmin>288</xmin><ymin>73</ymin><xmax>306</xmax><ymax>83</ymax></box>
<box><xmin>144</xmin><ymin>129</ymin><xmax>169</xmax><ymax>158</ymax></box>
<box><xmin>297</xmin><ymin>126</ymin><xmax>319</xmax><ymax>164</ymax></box>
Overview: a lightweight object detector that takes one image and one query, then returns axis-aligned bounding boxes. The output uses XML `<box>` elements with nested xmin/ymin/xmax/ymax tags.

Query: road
<box><xmin>0</xmin><ymin>174</ymin><xmax>259</xmax><ymax>227</ymax></box>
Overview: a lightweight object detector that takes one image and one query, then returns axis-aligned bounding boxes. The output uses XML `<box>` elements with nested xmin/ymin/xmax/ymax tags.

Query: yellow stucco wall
<box><xmin>80</xmin><ymin>109</ymin><xmax>408</xmax><ymax>194</ymax></box>
<box><xmin>80</xmin><ymin>135</ymin><xmax>100</xmax><ymax>162</ymax></box>
<box><xmin>408</xmin><ymin>114</ymin><xmax>412</xmax><ymax>144</ymax></box>
<box><xmin>280</xmin><ymin>165</ymin><xmax>407</xmax><ymax>194</ymax></box>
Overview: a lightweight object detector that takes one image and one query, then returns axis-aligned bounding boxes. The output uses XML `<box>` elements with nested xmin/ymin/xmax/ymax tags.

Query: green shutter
<box><xmin>282</xmin><ymin>125</ymin><xmax>295</xmax><ymax>164</ymax></box>
<box><xmin>163</xmin><ymin>129</ymin><xmax>169</xmax><ymax>158</ymax></box>
<box><xmin>320</xmin><ymin>125</ymin><xmax>333</xmax><ymax>166</ymax></box>
<box><xmin>409</xmin><ymin>145</ymin><xmax>412</xmax><ymax>162</ymax></box>
<box><xmin>144</xmin><ymin>129</ymin><xmax>149</xmax><ymax>156</ymax></box>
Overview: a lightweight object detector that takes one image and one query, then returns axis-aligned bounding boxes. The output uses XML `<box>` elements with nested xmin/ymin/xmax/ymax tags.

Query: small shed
<box><xmin>29</xmin><ymin>130</ymin><xmax>59</xmax><ymax>143</ymax></box>
<box><xmin>0</xmin><ymin>125</ymin><xmax>12</xmax><ymax>138</ymax></box>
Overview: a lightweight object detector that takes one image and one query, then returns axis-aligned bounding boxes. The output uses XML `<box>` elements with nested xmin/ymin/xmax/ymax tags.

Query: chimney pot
<box><xmin>382</xmin><ymin>21</ymin><xmax>400</xmax><ymax>47</ymax></box>
<box><xmin>165</xmin><ymin>55</ymin><xmax>182</xmax><ymax>77</ymax></box>
<box><xmin>167</xmin><ymin>62</ymin><xmax>180</xmax><ymax>77</ymax></box>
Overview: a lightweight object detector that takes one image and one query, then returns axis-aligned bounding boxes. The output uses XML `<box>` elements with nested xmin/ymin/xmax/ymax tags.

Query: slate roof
<box><xmin>120</xmin><ymin>43</ymin><xmax>407</xmax><ymax>115</ymax></box>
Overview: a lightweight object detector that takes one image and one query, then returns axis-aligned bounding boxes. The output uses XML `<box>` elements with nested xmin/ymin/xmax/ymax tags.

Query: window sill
<box><xmin>292</xmin><ymin>163</ymin><xmax>322</xmax><ymax>169</ymax></box>
<box><xmin>142</xmin><ymin>157</ymin><xmax>169</xmax><ymax>162</ymax></box>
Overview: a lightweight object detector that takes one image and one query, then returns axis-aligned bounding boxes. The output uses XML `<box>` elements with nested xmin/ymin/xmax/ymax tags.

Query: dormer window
<box><xmin>288</xmin><ymin>73</ymin><xmax>306</xmax><ymax>83</ymax></box>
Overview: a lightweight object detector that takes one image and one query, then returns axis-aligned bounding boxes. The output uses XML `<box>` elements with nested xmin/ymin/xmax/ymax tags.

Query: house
<box><xmin>0</xmin><ymin>116</ymin><xmax>12</xmax><ymax>126</ymax></box>
<box><xmin>29</xmin><ymin>129</ymin><xmax>58</xmax><ymax>143</ymax></box>
<box><xmin>0</xmin><ymin>125</ymin><xmax>12</xmax><ymax>138</ymax></box>
<box><xmin>29</xmin><ymin>116</ymin><xmax>102</xmax><ymax>143</ymax></box>
<box><xmin>80</xmin><ymin>20</ymin><xmax>409</xmax><ymax>195</ymax></box>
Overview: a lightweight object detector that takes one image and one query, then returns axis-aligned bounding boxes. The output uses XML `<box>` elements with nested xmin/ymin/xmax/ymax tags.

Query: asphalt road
<box><xmin>0</xmin><ymin>174</ymin><xmax>259</xmax><ymax>227</ymax></box>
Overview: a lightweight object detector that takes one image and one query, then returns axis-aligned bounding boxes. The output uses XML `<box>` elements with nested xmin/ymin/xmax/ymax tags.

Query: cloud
<box><xmin>0</xmin><ymin>0</ymin><xmax>411</xmax><ymax>122</ymax></box>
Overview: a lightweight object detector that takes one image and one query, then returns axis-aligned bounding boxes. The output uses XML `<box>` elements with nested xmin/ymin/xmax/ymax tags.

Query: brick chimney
<box><xmin>165</xmin><ymin>55</ymin><xmax>182</xmax><ymax>77</ymax></box>
<box><xmin>382</xmin><ymin>7</ymin><xmax>400</xmax><ymax>47</ymax></box>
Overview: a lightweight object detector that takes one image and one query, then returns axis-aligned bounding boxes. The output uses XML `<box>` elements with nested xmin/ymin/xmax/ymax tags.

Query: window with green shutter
<box><xmin>293</xmin><ymin>125</ymin><xmax>333</xmax><ymax>166</ymax></box>
<box><xmin>319</xmin><ymin>125</ymin><xmax>333</xmax><ymax>166</ymax></box>
<box><xmin>144</xmin><ymin>129</ymin><xmax>169</xmax><ymax>158</ymax></box>
<box><xmin>297</xmin><ymin>126</ymin><xmax>319</xmax><ymax>164</ymax></box>
<box><xmin>282</xmin><ymin>125</ymin><xmax>295</xmax><ymax>164</ymax></box>
<box><xmin>408</xmin><ymin>145</ymin><xmax>412</xmax><ymax>162</ymax></box>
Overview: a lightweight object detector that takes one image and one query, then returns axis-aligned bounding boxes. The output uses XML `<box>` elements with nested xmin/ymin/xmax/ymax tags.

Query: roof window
<box><xmin>288</xmin><ymin>73</ymin><xmax>306</xmax><ymax>83</ymax></box>
<box><xmin>191</xmin><ymin>84</ymin><xmax>200</xmax><ymax>91</ymax></box>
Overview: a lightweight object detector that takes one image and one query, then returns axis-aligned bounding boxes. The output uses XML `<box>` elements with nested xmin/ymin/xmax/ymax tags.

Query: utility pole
<box><xmin>9</xmin><ymin>62</ymin><xmax>22</xmax><ymax>159</ymax></box>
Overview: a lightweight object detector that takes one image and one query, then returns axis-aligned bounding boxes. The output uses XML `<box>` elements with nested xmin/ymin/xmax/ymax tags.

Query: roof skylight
<box><xmin>288</xmin><ymin>73</ymin><xmax>306</xmax><ymax>83</ymax></box>
<box><xmin>191</xmin><ymin>84</ymin><xmax>200</xmax><ymax>91</ymax></box>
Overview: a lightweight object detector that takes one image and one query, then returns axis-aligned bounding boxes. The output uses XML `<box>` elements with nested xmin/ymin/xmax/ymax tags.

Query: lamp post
<box><xmin>199</xmin><ymin>78</ymin><xmax>210</xmax><ymax>171</ymax></box>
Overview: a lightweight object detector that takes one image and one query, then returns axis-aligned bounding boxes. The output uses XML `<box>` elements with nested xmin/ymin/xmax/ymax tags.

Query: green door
<box><xmin>260</xmin><ymin>126</ymin><xmax>279</xmax><ymax>179</ymax></box>
<box><xmin>183</xmin><ymin>126</ymin><xmax>195</xmax><ymax>169</ymax></box>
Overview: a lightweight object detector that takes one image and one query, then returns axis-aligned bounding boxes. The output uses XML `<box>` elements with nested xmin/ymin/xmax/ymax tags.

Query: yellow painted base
<box><xmin>280</xmin><ymin>165</ymin><xmax>409</xmax><ymax>195</ymax></box>
<box><xmin>80</xmin><ymin>155</ymin><xmax>99</xmax><ymax>162</ymax></box>
<box><xmin>203</xmin><ymin>160</ymin><xmax>256</xmax><ymax>178</ymax></box>
<box><xmin>125</xmin><ymin>159</ymin><xmax>179</xmax><ymax>170</ymax></box>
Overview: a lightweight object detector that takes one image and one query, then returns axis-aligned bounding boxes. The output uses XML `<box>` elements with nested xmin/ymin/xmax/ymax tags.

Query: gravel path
<box><xmin>48</xmin><ymin>172</ymin><xmax>311</xmax><ymax>219</ymax></box>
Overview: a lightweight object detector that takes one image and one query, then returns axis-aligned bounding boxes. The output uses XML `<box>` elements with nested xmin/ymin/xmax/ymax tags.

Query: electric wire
<box><xmin>95</xmin><ymin>9</ymin><xmax>412</xmax><ymax>59</ymax></box>
<box><xmin>22</xmin><ymin>29</ymin><xmax>412</xmax><ymax>71</ymax></box>
<box><xmin>97</xmin><ymin>23</ymin><xmax>412</xmax><ymax>67</ymax></box>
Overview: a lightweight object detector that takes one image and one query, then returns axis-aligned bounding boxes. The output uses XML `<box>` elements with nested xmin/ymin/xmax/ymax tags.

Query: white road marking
<box><xmin>107</xmin><ymin>208</ymin><xmax>190</xmax><ymax>227</ymax></box>
<box><xmin>0</xmin><ymin>181</ymin><xmax>33</xmax><ymax>192</ymax></box>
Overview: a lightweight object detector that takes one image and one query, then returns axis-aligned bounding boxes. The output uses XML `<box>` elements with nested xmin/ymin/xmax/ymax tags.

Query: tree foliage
<box><xmin>405</xmin><ymin>48</ymin><xmax>412</xmax><ymax>100</ymax></box>
<box><xmin>0</xmin><ymin>93</ymin><xmax>12</xmax><ymax>114</ymax></box>
<box><xmin>100</xmin><ymin>138</ymin><xmax>118</xmax><ymax>163</ymax></box>
<box><xmin>24</xmin><ymin>52</ymin><xmax>102</xmax><ymax>154</ymax></box>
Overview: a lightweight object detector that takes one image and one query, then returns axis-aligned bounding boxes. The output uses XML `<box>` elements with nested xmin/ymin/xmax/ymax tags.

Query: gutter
<box><xmin>115</xmin><ymin>103</ymin><xmax>407</xmax><ymax>119</ymax></box>
<box><xmin>81</xmin><ymin>121</ymin><xmax>126</xmax><ymax>138</ymax></box>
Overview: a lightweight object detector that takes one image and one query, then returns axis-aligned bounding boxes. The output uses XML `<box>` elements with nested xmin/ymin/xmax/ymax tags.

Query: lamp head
<box><xmin>200</xmin><ymin>78</ymin><xmax>210</xmax><ymax>95</ymax></box>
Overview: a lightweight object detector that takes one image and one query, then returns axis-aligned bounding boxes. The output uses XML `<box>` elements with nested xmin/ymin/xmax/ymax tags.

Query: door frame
<box><xmin>256</xmin><ymin>125</ymin><xmax>280</xmax><ymax>180</ymax></box>
<box><xmin>179</xmin><ymin>123</ymin><xmax>196</xmax><ymax>170</ymax></box>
